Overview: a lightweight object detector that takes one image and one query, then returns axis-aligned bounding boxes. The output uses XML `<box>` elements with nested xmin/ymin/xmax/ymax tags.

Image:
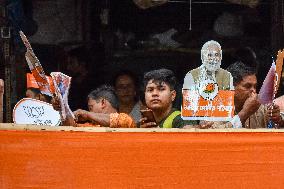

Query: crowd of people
<box><xmin>1</xmin><ymin>40</ymin><xmax>284</xmax><ymax>129</ymax></box>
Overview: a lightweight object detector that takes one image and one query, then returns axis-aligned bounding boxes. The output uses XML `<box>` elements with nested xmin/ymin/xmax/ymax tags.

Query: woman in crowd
<box><xmin>113</xmin><ymin>70</ymin><xmax>143</xmax><ymax>125</ymax></box>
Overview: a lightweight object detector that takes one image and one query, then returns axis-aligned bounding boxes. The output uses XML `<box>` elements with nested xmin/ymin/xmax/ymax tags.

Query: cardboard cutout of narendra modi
<box><xmin>182</xmin><ymin>40</ymin><xmax>234</xmax><ymax>121</ymax></box>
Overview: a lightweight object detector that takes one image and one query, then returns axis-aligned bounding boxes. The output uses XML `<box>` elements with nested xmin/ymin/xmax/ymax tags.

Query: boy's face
<box><xmin>144</xmin><ymin>80</ymin><xmax>176</xmax><ymax>111</ymax></box>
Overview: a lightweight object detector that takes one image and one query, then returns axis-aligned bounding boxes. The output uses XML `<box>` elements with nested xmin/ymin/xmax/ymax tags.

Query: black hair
<box><xmin>112</xmin><ymin>70</ymin><xmax>139</xmax><ymax>87</ymax></box>
<box><xmin>87</xmin><ymin>85</ymin><xmax>119</xmax><ymax>110</ymax></box>
<box><xmin>143</xmin><ymin>68</ymin><xmax>177</xmax><ymax>91</ymax></box>
<box><xmin>227</xmin><ymin>61</ymin><xmax>256</xmax><ymax>86</ymax></box>
<box><xmin>67</xmin><ymin>47</ymin><xmax>89</xmax><ymax>65</ymax></box>
<box><xmin>26</xmin><ymin>88</ymin><xmax>52</xmax><ymax>103</ymax></box>
<box><xmin>42</xmin><ymin>94</ymin><xmax>52</xmax><ymax>103</ymax></box>
<box><xmin>27</xmin><ymin>87</ymin><xmax>41</xmax><ymax>95</ymax></box>
<box><xmin>233</xmin><ymin>47</ymin><xmax>257</xmax><ymax>68</ymax></box>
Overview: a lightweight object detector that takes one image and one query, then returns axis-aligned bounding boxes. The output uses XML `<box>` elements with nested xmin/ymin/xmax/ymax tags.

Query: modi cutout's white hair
<box><xmin>201</xmin><ymin>40</ymin><xmax>222</xmax><ymax>62</ymax></box>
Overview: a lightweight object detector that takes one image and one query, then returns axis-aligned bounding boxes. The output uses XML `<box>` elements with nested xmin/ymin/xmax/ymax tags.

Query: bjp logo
<box><xmin>204</xmin><ymin>83</ymin><xmax>215</xmax><ymax>94</ymax></box>
<box><xmin>199</xmin><ymin>80</ymin><xmax>219</xmax><ymax>101</ymax></box>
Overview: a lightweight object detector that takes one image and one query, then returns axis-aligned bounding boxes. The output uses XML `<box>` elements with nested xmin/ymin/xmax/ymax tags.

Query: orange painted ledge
<box><xmin>1</xmin><ymin>124</ymin><xmax>284</xmax><ymax>188</ymax></box>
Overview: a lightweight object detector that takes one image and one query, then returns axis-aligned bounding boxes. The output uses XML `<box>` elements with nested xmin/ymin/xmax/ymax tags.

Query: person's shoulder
<box><xmin>185</xmin><ymin>67</ymin><xmax>201</xmax><ymax>84</ymax></box>
<box><xmin>168</xmin><ymin>110</ymin><xmax>186</xmax><ymax>127</ymax></box>
<box><xmin>170</xmin><ymin>111</ymin><xmax>183</xmax><ymax>128</ymax></box>
<box><xmin>217</xmin><ymin>67</ymin><xmax>232</xmax><ymax>79</ymax></box>
<box><xmin>111</xmin><ymin>112</ymin><xmax>137</xmax><ymax>128</ymax></box>
<box><xmin>172</xmin><ymin>113</ymin><xmax>182</xmax><ymax>123</ymax></box>
<box><xmin>218</xmin><ymin>68</ymin><xmax>230</xmax><ymax>74</ymax></box>
<box><xmin>190</xmin><ymin>67</ymin><xmax>201</xmax><ymax>74</ymax></box>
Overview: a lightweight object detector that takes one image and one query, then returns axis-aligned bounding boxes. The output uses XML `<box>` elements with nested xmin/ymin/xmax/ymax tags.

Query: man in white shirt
<box><xmin>215</xmin><ymin>61</ymin><xmax>283</xmax><ymax>128</ymax></box>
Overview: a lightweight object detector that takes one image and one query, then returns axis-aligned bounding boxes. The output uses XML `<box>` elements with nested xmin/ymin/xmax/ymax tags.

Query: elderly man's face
<box><xmin>202</xmin><ymin>45</ymin><xmax>222</xmax><ymax>72</ymax></box>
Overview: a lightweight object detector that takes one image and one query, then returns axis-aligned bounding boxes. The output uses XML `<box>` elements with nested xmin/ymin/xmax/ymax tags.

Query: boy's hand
<box><xmin>140</xmin><ymin>117</ymin><xmax>157</xmax><ymax>128</ymax></box>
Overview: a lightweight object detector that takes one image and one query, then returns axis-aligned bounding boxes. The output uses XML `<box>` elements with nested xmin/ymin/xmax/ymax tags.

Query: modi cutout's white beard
<box><xmin>204</xmin><ymin>61</ymin><xmax>221</xmax><ymax>72</ymax></box>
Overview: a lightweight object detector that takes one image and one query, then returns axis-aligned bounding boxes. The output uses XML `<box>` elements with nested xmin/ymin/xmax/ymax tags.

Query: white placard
<box><xmin>13</xmin><ymin>98</ymin><xmax>61</xmax><ymax>126</ymax></box>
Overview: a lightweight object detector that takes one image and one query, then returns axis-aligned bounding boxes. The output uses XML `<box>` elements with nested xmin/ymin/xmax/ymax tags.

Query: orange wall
<box><xmin>1</xmin><ymin>130</ymin><xmax>284</xmax><ymax>188</ymax></box>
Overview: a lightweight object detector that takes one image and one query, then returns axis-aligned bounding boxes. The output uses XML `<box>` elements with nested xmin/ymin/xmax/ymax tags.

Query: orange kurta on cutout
<box><xmin>182</xmin><ymin>89</ymin><xmax>234</xmax><ymax>121</ymax></box>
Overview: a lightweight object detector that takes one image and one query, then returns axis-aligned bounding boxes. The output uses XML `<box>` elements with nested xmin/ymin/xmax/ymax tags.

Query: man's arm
<box><xmin>74</xmin><ymin>110</ymin><xmax>136</xmax><ymax>128</ymax></box>
<box><xmin>84</xmin><ymin>112</ymin><xmax>110</xmax><ymax>127</ymax></box>
<box><xmin>74</xmin><ymin>109</ymin><xmax>110</xmax><ymax>127</ymax></box>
